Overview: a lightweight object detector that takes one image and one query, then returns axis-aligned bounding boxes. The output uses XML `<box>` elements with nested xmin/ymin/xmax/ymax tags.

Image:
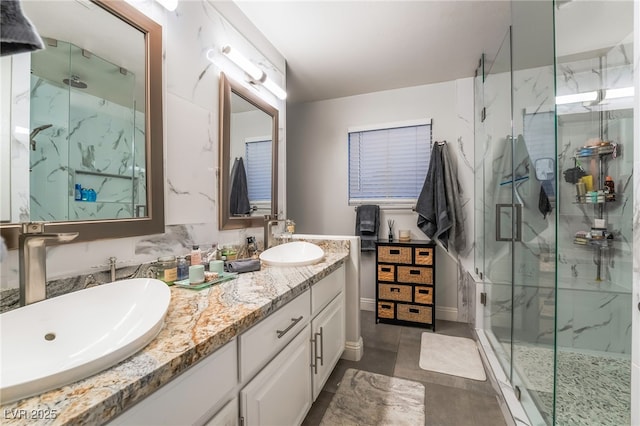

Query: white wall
<box><xmin>0</xmin><ymin>0</ymin><xmax>286</xmax><ymax>288</ymax></box>
<box><xmin>287</xmin><ymin>78</ymin><xmax>475</xmax><ymax>320</ymax></box>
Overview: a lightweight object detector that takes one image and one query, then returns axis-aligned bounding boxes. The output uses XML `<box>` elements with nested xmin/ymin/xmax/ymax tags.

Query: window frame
<box><xmin>347</xmin><ymin>119</ymin><xmax>432</xmax><ymax>207</ymax></box>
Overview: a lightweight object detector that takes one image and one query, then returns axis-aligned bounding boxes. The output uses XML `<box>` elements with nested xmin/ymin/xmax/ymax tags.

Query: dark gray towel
<box><xmin>1</xmin><ymin>0</ymin><xmax>44</xmax><ymax>56</ymax></box>
<box><xmin>226</xmin><ymin>258</ymin><xmax>260</xmax><ymax>273</ymax></box>
<box><xmin>229</xmin><ymin>157</ymin><xmax>251</xmax><ymax>216</ymax></box>
<box><xmin>355</xmin><ymin>205</ymin><xmax>379</xmax><ymax>251</ymax></box>
<box><xmin>416</xmin><ymin>142</ymin><xmax>452</xmax><ymax>249</ymax></box>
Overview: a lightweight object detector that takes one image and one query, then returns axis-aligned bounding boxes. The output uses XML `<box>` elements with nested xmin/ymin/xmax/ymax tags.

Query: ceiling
<box><xmin>234</xmin><ymin>1</ymin><xmax>511</xmax><ymax>104</ymax></box>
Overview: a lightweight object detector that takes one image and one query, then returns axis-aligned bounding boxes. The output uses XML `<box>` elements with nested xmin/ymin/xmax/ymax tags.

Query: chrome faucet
<box><xmin>18</xmin><ymin>223</ymin><xmax>78</xmax><ymax>306</ymax></box>
<box><xmin>263</xmin><ymin>215</ymin><xmax>286</xmax><ymax>250</ymax></box>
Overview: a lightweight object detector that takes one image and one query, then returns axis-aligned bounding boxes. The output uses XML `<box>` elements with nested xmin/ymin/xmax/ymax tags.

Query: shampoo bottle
<box><xmin>190</xmin><ymin>245</ymin><xmax>202</xmax><ymax>266</ymax></box>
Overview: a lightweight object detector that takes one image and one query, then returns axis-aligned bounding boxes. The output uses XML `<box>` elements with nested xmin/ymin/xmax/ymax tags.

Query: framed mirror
<box><xmin>218</xmin><ymin>72</ymin><xmax>278</xmax><ymax>230</ymax></box>
<box><xmin>0</xmin><ymin>0</ymin><xmax>164</xmax><ymax>249</ymax></box>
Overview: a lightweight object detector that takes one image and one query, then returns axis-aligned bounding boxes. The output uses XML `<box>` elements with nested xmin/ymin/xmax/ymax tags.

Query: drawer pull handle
<box><xmin>276</xmin><ymin>316</ymin><xmax>303</xmax><ymax>339</ymax></box>
<box><xmin>409</xmin><ymin>308</ymin><xmax>420</xmax><ymax>314</ymax></box>
<box><xmin>389</xmin><ymin>249</ymin><xmax>400</xmax><ymax>255</ymax></box>
<box><xmin>418</xmin><ymin>251</ymin><xmax>430</xmax><ymax>256</ymax></box>
<box><xmin>390</xmin><ymin>287</ymin><xmax>401</xmax><ymax>292</ymax></box>
<box><xmin>409</xmin><ymin>270</ymin><xmax>421</xmax><ymax>275</ymax></box>
<box><xmin>311</xmin><ymin>327</ymin><xmax>324</xmax><ymax>374</ymax></box>
<box><xmin>418</xmin><ymin>289</ymin><xmax>429</xmax><ymax>294</ymax></box>
<box><xmin>381</xmin><ymin>304</ymin><xmax>392</xmax><ymax>309</ymax></box>
<box><xmin>381</xmin><ymin>267</ymin><xmax>392</xmax><ymax>272</ymax></box>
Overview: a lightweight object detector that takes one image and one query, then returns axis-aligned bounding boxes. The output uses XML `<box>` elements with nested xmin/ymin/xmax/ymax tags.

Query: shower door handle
<box><xmin>495</xmin><ymin>204</ymin><xmax>522</xmax><ymax>242</ymax></box>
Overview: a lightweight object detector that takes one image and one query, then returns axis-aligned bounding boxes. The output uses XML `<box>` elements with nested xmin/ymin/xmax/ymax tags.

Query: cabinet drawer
<box><xmin>239</xmin><ymin>289</ymin><xmax>310</xmax><ymax>382</ymax></box>
<box><xmin>377</xmin><ymin>301</ymin><xmax>395</xmax><ymax>319</ymax></box>
<box><xmin>397</xmin><ymin>266</ymin><xmax>433</xmax><ymax>284</ymax></box>
<box><xmin>379</xmin><ymin>283</ymin><xmax>412</xmax><ymax>302</ymax></box>
<box><xmin>397</xmin><ymin>304</ymin><xmax>432</xmax><ymax>324</ymax></box>
<box><xmin>377</xmin><ymin>264</ymin><xmax>395</xmax><ymax>281</ymax></box>
<box><xmin>414</xmin><ymin>247</ymin><xmax>434</xmax><ymax>265</ymax></box>
<box><xmin>311</xmin><ymin>266</ymin><xmax>345</xmax><ymax>317</ymax></box>
<box><xmin>414</xmin><ymin>286</ymin><xmax>433</xmax><ymax>304</ymax></box>
<box><xmin>378</xmin><ymin>246</ymin><xmax>412</xmax><ymax>264</ymax></box>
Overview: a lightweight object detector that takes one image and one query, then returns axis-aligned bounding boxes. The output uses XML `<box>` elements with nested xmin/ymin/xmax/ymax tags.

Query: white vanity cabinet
<box><xmin>240</xmin><ymin>265</ymin><xmax>345</xmax><ymax>425</ymax></box>
<box><xmin>311</xmin><ymin>292</ymin><xmax>345</xmax><ymax>400</ymax></box>
<box><xmin>111</xmin><ymin>265</ymin><xmax>346</xmax><ymax>426</ymax></box>
<box><xmin>109</xmin><ymin>339</ymin><xmax>238</xmax><ymax>426</ymax></box>
<box><xmin>240</xmin><ymin>324</ymin><xmax>313</xmax><ymax>425</ymax></box>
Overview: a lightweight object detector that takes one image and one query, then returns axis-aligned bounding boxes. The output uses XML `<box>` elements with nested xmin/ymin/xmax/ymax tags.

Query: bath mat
<box><xmin>320</xmin><ymin>369</ymin><xmax>425</xmax><ymax>426</ymax></box>
<box><xmin>419</xmin><ymin>333</ymin><xmax>486</xmax><ymax>381</ymax></box>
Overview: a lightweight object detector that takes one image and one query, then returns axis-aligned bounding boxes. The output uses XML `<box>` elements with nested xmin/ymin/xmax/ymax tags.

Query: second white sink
<box><xmin>260</xmin><ymin>241</ymin><xmax>324</xmax><ymax>266</ymax></box>
<box><xmin>0</xmin><ymin>278</ymin><xmax>171</xmax><ymax>404</ymax></box>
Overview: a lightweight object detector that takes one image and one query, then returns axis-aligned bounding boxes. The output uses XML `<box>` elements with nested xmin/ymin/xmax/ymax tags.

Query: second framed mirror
<box><xmin>218</xmin><ymin>72</ymin><xmax>278</xmax><ymax>230</ymax></box>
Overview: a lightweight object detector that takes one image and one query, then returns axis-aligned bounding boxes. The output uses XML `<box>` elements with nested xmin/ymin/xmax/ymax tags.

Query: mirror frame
<box><xmin>0</xmin><ymin>0</ymin><xmax>164</xmax><ymax>249</ymax></box>
<box><xmin>218</xmin><ymin>72</ymin><xmax>278</xmax><ymax>230</ymax></box>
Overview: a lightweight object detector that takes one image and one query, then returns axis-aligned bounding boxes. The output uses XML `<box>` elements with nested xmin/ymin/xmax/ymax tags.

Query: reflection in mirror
<box><xmin>219</xmin><ymin>73</ymin><xmax>278</xmax><ymax>230</ymax></box>
<box><xmin>0</xmin><ymin>0</ymin><xmax>164</xmax><ymax>249</ymax></box>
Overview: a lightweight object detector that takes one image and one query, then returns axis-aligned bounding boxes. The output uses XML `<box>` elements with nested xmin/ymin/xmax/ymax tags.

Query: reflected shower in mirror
<box><xmin>0</xmin><ymin>0</ymin><xmax>164</xmax><ymax>249</ymax></box>
<box><xmin>219</xmin><ymin>72</ymin><xmax>278</xmax><ymax>230</ymax></box>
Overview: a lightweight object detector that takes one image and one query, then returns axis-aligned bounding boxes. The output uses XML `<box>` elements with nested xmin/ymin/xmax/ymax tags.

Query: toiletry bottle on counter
<box><xmin>176</xmin><ymin>256</ymin><xmax>188</xmax><ymax>281</ymax></box>
<box><xmin>74</xmin><ymin>184</ymin><xmax>82</xmax><ymax>201</ymax></box>
<box><xmin>190</xmin><ymin>245</ymin><xmax>202</xmax><ymax>265</ymax></box>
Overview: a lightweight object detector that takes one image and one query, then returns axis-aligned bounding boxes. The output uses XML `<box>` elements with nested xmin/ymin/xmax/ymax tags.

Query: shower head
<box><xmin>63</xmin><ymin>75</ymin><xmax>87</xmax><ymax>89</ymax></box>
<box><xmin>30</xmin><ymin>124</ymin><xmax>53</xmax><ymax>151</ymax></box>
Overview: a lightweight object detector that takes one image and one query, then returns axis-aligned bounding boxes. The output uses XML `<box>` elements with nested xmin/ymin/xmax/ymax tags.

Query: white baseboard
<box><xmin>341</xmin><ymin>337</ymin><xmax>364</xmax><ymax>362</ymax></box>
<box><xmin>360</xmin><ymin>298</ymin><xmax>376</xmax><ymax>312</ymax></box>
<box><xmin>436</xmin><ymin>306</ymin><xmax>458</xmax><ymax>321</ymax></box>
<box><xmin>360</xmin><ymin>298</ymin><xmax>458</xmax><ymax>321</ymax></box>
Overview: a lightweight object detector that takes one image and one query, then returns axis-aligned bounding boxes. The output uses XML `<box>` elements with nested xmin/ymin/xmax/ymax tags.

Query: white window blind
<box><xmin>348</xmin><ymin>122</ymin><xmax>431</xmax><ymax>204</ymax></box>
<box><xmin>245</xmin><ymin>140</ymin><xmax>272</xmax><ymax>203</ymax></box>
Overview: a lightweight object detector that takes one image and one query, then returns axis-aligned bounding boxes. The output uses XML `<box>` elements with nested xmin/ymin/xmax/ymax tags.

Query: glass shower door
<box><xmin>509</xmin><ymin>1</ymin><xmax>557</xmax><ymax>423</ymax></box>
<box><xmin>481</xmin><ymin>28</ymin><xmax>514</xmax><ymax>379</ymax></box>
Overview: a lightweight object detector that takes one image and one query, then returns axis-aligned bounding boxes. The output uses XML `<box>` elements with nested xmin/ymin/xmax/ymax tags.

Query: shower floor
<box><xmin>510</xmin><ymin>343</ymin><xmax>631</xmax><ymax>426</ymax></box>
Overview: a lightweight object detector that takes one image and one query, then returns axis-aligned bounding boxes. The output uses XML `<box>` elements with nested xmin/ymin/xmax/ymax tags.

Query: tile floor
<box><xmin>303</xmin><ymin>310</ymin><xmax>508</xmax><ymax>426</ymax></box>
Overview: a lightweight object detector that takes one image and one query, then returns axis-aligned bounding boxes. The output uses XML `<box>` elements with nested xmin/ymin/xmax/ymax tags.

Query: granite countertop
<box><xmin>1</xmin><ymin>241</ymin><xmax>349</xmax><ymax>425</ymax></box>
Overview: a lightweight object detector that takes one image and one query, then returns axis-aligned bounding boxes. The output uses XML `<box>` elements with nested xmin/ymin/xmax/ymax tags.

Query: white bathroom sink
<box><xmin>0</xmin><ymin>278</ymin><xmax>171</xmax><ymax>404</ymax></box>
<box><xmin>260</xmin><ymin>241</ymin><xmax>325</xmax><ymax>266</ymax></box>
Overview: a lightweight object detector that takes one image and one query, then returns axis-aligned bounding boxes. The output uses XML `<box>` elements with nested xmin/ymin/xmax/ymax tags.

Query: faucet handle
<box><xmin>21</xmin><ymin>222</ymin><xmax>45</xmax><ymax>234</ymax></box>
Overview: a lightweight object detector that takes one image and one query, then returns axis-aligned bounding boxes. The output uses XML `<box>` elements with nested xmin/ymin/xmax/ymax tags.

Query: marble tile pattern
<box><xmin>0</xmin><ymin>247</ymin><xmax>348</xmax><ymax>425</ymax></box>
<box><xmin>29</xmin><ymin>76</ymin><xmax>141</xmax><ymax>222</ymax></box>
<box><xmin>320</xmin><ymin>368</ymin><xmax>425</xmax><ymax>426</ymax></box>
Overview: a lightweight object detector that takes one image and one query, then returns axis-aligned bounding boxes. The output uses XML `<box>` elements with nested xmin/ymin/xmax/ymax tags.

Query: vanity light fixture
<box><xmin>555</xmin><ymin>91</ymin><xmax>598</xmax><ymax>105</ymax></box>
<box><xmin>604</xmin><ymin>86</ymin><xmax>634</xmax><ymax>100</ymax></box>
<box><xmin>155</xmin><ymin>0</ymin><xmax>178</xmax><ymax>11</ymax></box>
<box><xmin>220</xmin><ymin>45</ymin><xmax>287</xmax><ymax>100</ymax></box>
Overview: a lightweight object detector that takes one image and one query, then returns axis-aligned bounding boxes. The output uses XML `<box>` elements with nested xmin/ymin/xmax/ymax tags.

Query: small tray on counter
<box><xmin>173</xmin><ymin>272</ymin><xmax>237</xmax><ymax>290</ymax></box>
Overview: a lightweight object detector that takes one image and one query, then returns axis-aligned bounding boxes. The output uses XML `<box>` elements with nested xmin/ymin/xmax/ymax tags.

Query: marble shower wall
<box><xmin>29</xmin><ymin>76</ymin><xmax>144</xmax><ymax>221</ymax></box>
<box><xmin>0</xmin><ymin>0</ymin><xmax>286</xmax><ymax>290</ymax></box>
<box><xmin>475</xmin><ymin>56</ymin><xmax>633</xmax><ymax>354</ymax></box>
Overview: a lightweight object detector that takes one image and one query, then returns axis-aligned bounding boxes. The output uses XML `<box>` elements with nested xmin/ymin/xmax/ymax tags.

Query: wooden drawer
<box><xmin>377</xmin><ymin>301</ymin><xmax>395</xmax><ymax>319</ymax></box>
<box><xmin>397</xmin><ymin>304</ymin><xmax>432</xmax><ymax>324</ymax></box>
<box><xmin>414</xmin><ymin>286</ymin><xmax>433</xmax><ymax>304</ymax></box>
<box><xmin>414</xmin><ymin>247</ymin><xmax>433</xmax><ymax>265</ymax></box>
<box><xmin>379</xmin><ymin>283</ymin><xmax>412</xmax><ymax>302</ymax></box>
<box><xmin>397</xmin><ymin>266</ymin><xmax>433</xmax><ymax>284</ymax></box>
<box><xmin>377</xmin><ymin>264</ymin><xmax>395</xmax><ymax>281</ymax></box>
<box><xmin>377</xmin><ymin>246</ymin><xmax>412</xmax><ymax>264</ymax></box>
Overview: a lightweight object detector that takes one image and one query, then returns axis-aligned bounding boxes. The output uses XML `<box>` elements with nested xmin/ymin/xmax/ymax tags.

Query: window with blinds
<box><xmin>245</xmin><ymin>140</ymin><xmax>272</xmax><ymax>203</ymax></box>
<box><xmin>348</xmin><ymin>122</ymin><xmax>431</xmax><ymax>204</ymax></box>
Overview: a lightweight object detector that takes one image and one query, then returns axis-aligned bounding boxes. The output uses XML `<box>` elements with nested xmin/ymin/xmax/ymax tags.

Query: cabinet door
<box><xmin>205</xmin><ymin>398</ymin><xmax>238</xmax><ymax>426</ymax></box>
<box><xmin>241</xmin><ymin>325</ymin><xmax>312</xmax><ymax>426</ymax></box>
<box><xmin>311</xmin><ymin>292</ymin><xmax>345</xmax><ymax>400</ymax></box>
